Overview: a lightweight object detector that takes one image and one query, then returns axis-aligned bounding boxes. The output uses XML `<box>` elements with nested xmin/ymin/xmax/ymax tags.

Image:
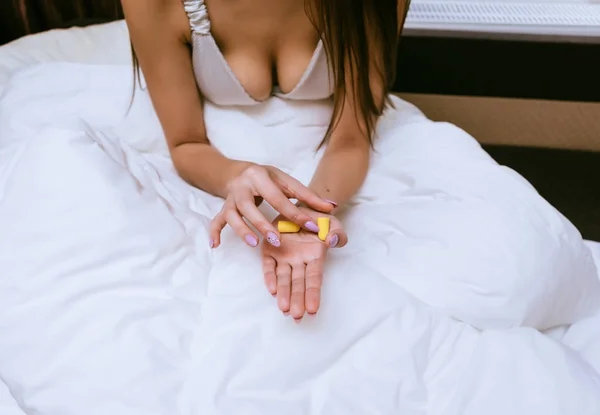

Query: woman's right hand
<box><xmin>209</xmin><ymin>163</ymin><xmax>335</xmax><ymax>249</ymax></box>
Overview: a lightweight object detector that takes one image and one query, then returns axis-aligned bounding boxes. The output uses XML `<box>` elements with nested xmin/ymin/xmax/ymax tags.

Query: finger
<box><xmin>290</xmin><ymin>263</ymin><xmax>306</xmax><ymax>321</ymax></box>
<box><xmin>305</xmin><ymin>257</ymin><xmax>324</xmax><ymax>315</ymax></box>
<box><xmin>235</xmin><ymin>194</ymin><xmax>281</xmax><ymax>247</ymax></box>
<box><xmin>208</xmin><ymin>211</ymin><xmax>227</xmax><ymax>249</ymax></box>
<box><xmin>262</xmin><ymin>256</ymin><xmax>278</xmax><ymax>296</ymax></box>
<box><xmin>252</xmin><ymin>178</ymin><xmax>318</xmax><ymax>232</ymax></box>
<box><xmin>224</xmin><ymin>209</ymin><xmax>259</xmax><ymax>247</ymax></box>
<box><xmin>276</xmin><ymin>264</ymin><xmax>292</xmax><ymax>314</ymax></box>
<box><xmin>271</xmin><ymin>170</ymin><xmax>336</xmax><ymax>213</ymax></box>
<box><xmin>327</xmin><ymin>223</ymin><xmax>348</xmax><ymax>249</ymax></box>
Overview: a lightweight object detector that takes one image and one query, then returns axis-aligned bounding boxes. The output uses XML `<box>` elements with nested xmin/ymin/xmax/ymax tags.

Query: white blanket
<box><xmin>1</xmin><ymin>63</ymin><xmax>600</xmax><ymax>415</ymax></box>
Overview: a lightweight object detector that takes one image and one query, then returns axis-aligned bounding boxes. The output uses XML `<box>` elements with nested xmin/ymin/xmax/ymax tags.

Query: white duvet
<box><xmin>1</xmin><ymin>63</ymin><xmax>600</xmax><ymax>415</ymax></box>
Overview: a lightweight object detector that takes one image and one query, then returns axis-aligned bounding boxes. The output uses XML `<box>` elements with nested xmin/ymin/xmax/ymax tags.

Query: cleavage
<box><xmin>205</xmin><ymin>0</ymin><xmax>320</xmax><ymax>101</ymax></box>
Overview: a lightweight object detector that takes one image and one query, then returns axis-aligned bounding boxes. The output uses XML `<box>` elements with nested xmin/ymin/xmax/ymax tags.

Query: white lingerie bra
<box><xmin>182</xmin><ymin>0</ymin><xmax>334</xmax><ymax>105</ymax></box>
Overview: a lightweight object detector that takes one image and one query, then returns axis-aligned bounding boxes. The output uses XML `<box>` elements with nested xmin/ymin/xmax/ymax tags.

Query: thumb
<box><xmin>326</xmin><ymin>223</ymin><xmax>348</xmax><ymax>249</ymax></box>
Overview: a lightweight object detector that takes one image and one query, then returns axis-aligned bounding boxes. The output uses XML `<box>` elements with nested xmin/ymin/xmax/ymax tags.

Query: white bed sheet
<box><xmin>1</xmin><ymin>22</ymin><xmax>600</xmax><ymax>415</ymax></box>
<box><xmin>0</xmin><ymin>21</ymin><xmax>130</xmax><ymax>95</ymax></box>
<box><xmin>0</xmin><ymin>24</ymin><xmax>127</xmax><ymax>415</ymax></box>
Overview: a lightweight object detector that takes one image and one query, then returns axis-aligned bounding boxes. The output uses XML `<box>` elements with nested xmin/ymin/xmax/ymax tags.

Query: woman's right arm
<box><xmin>122</xmin><ymin>0</ymin><xmax>334</xmax><ymax>247</ymax></box>
<box><xmin>122</xmin><ymin>0</ymin><xmax>247</xmax><ymax>198</ymax></box>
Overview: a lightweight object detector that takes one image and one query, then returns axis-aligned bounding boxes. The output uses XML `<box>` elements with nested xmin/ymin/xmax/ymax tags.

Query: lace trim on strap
<box><xmin>183</xmin><ymin>0</ymin><xmax>211</xmax><ymax>35</ymax></box>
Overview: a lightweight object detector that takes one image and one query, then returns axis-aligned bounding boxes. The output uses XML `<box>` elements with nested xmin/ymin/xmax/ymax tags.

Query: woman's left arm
<box><xmin>306</xmin><ymin>54</ymin><xmax>387</xmax><ymax>209</ymax></box>
<box><xmin>305</xmin><ymin>101</ymin><xmax>373</xmax><ymax>209</ymax></box>
<box><xmin>307</xmin><ymin>3</ymin><xmax>409</xmax><ymax>208</ymax></box>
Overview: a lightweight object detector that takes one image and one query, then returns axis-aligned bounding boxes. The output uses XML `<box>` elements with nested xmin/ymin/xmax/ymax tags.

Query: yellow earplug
<box><xmin>277</xmin><ymin>218</ymin><xmax>329</xmax><ymax>241</ymax></box>
<box><xmin>317</xmin><ymin>217</ymin><xmax>330</xmax><ymax>241</ymax></box>
<box><xmin>277</xmin><ymin>221</ymin><xmax>301</xmax><ymax>233</ymax></box>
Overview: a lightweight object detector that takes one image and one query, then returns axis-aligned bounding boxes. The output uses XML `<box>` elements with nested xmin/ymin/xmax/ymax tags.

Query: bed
<box><xmin>1</xmin><ymin>11</ymin><xmax>600</xmax><ymax>415</ymax></box>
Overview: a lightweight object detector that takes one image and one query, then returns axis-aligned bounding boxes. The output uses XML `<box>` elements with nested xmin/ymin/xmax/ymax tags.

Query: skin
<box><xmin>122</xmin><ymin>0</ymin><xmax>400</xmax><ymax>322</ymax></box>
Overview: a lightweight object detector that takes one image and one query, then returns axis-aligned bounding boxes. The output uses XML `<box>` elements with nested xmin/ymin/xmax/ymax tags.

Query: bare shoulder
<box><xmin>121</xmin><ymin>0</ymin><xmax>207</xmax><ymax>149</ymax></box>
<box><xmin>121</xmin><ymin>0</ymin><xmax>190</xmax><ymax>43</ymax></box>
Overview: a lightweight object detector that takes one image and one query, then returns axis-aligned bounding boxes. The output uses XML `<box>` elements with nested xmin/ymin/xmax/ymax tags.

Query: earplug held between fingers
<box><xmin>317</xmin><ymin>217</ymin><xmax>330</xmax><ymax>241</ymax></box>
<box><xmin>277</xmin><ymin>218</ymin><xmax>329</xmax><ymax>240</ymax></box>
<box><xmin>277</xmin><ymin>221</ymin><xmax>301</xmax><ymax>233</ymax></box>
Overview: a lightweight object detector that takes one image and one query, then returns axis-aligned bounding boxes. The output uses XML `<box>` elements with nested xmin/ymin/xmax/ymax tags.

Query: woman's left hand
<box><xmin>261</xmin><ymin>208</ymin><xmax>347</xmax><ymax>322</ymax></box>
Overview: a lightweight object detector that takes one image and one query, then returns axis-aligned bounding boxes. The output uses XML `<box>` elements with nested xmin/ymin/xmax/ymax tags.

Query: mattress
<box><xmin>1</xmin><ymin>21</ymin><xmax>600</xmax><ymax>415</ymax></box>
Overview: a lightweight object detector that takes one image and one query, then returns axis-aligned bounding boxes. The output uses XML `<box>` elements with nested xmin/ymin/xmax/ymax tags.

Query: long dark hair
<box><xmin>131</xmin><ymin>0</ymin><xmax>410</xmax><ymax>146</ymax></box>
<box><xmin>307</xmin><ymin>0</ymin><xmax>409</xmax><ymax>147</ymax></box>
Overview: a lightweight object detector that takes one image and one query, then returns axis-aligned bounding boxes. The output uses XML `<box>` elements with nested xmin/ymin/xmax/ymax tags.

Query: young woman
<box><xmin>122</xmin><ymin>0</ymin><xmax>408</xmax><ymax>323</ymax></box>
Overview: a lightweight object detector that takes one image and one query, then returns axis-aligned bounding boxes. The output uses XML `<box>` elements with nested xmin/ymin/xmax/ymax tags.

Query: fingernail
<box><xmin>244</xmin><ymin>234</ymin><xmax>258</xmax><ymax>247</ymax></box>
<box><xmin>329</xmin><ymin>234</ymin><xmax>339</xmax><ymax>248</ymax></box>
<box><xmin>283</xmin><ymin>311</ymin><xmax>290</xmax><ymax>316</ymax></box>
<box><xmin>304</xmin><ymin>221</ymin><xmax>319</xmax><ymax>233</ymax></box>
<box><xmin>324</xmin><ymin>199</ymin><xmax>338</xmax><ymax>207</ymax></box>
<box><xmin>209</xmin><ymin>239</ymin><xmax>215</xmax><ymax>248</ymax></box>
<box><xmin>266</xmin><ymin>231</ymin><xmax>280</xmax><ymax>247</ymax></box>
<box><xmin>294</xmin><ymin>318</ymin><xmax>302</xmax><ymax>324</ymax></box>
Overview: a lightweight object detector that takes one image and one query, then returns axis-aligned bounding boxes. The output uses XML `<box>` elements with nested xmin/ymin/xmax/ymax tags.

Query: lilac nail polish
<box><xmin>294</xmin><ymin>318</ymin><xmax>302</xmax><ymax>325</ymax></box>
<box><xmin>209</xmin><ymin>239</ymin><xmax>215</xmax><ymax>248</ymax></box>
<box><xmin>266</xmin><ymin>231</ymin><xmax>281</xmax><ymax>247</ymax></box>
<box><xmin>324</xmin><ymin>199</ymin><xmax>338</xmax><ymax>207</ymax></box>
<box><xmin>245</xmin><ymin>234</ymin><xmax>258</xmax><ymax>247</ymax></box>
<box><xmin>330</xmin><ymin>234</ymin><xmax>339</xmax><ymax>248</ymax></box>
<box><xmin>283</xmin><ymin>311</ymin><xmax>290</xmax><ymax>316</ymax></box>
<box><xmin>304</xmin><ymin>221</ymin><xmax>320</xmax><ymax>233</ymax></box>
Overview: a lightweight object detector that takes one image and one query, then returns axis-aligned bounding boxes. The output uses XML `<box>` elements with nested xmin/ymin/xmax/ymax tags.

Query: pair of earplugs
<box><xmin>278</xmin><ymin>217</ymin><xmax>330</xmax><ymax>241</ymax></box>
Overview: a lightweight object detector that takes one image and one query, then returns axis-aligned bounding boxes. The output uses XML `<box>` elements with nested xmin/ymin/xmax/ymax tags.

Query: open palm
<box><xmin>262</xmin><ymin>231</ymin><xmax>328</xmax><ymax>322</ymax></box>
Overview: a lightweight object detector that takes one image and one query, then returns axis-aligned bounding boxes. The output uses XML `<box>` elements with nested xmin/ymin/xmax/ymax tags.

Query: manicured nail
<box><xmin>304</xmin><ymin>221</ymin><xmax>319</xmax><ymax>233</ymax></box>
<box><xmin>283</xmin><ymin>311</ymin><xmax>290</xmax><ymax>316</ymax></box>
<box><xmin>266</xmin><ymin>231</ymin><xmax>280</xmax><ymax>247</ymax></box>
<box><xmin>329</xmin><ymin>234</ymin><xmax>339</xmax><ymax>248</ymax></box>
<box><xmin>209</xmin><ymin>239</ymin><xmax>215</xmax><ymax>248</ymax></box>
<box><xmin>294</xmin><ymin>318</ymin><xmax>302</xmax><ymax>324</ymax></box>
<box><xmin>244</xmin><ymin>234</ymin><xmax>258</xmax><ymax>247</ymax></box>
<box><xmin>324</xmin><ymin>199</ymin><xmax>338</xmax><ymax>207</ymax></box>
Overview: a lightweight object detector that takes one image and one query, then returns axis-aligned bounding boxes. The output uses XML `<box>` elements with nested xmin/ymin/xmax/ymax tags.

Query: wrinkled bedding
<box><xmin>1</xmin><ymin>63</ymin><xmax>600</xmax><ymax>415</ymax></box>
<box><xmin>0</xmin><ymin>21</ymin><xmax>130</xmax><ymax>94</ymax></box>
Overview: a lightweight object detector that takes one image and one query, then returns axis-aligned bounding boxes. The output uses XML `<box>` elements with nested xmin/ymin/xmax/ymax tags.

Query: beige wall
<box><xmin>398</xmin><ymin>93</ymin><xmax>600</xmax><ymax>152</ymax></box>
